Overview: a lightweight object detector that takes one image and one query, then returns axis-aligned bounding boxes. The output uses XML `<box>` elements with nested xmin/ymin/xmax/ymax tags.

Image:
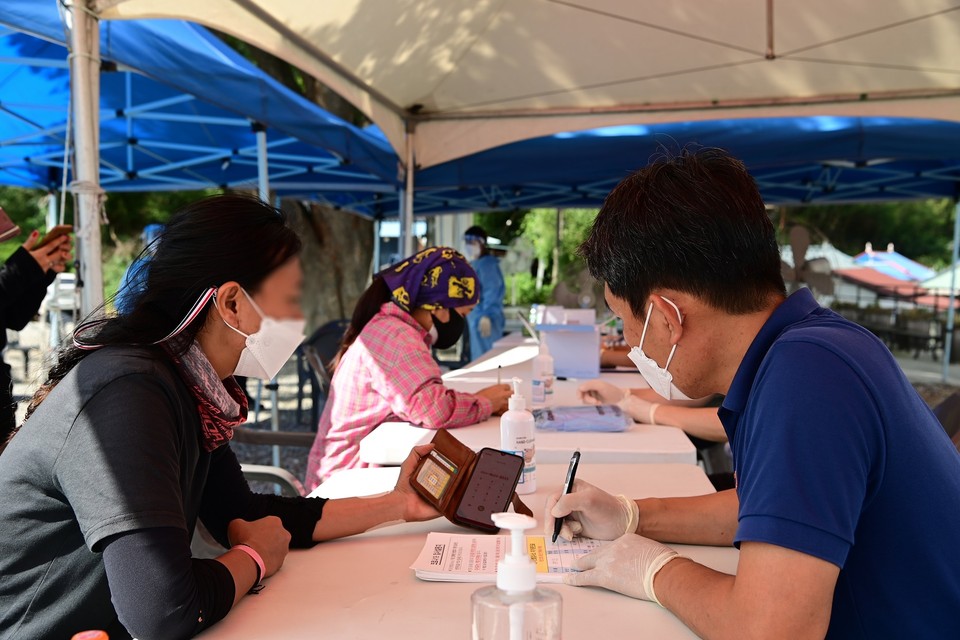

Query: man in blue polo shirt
<box><xmin>545</xmin><ymin>148</ymin><xmax>960</xmax><ymax>638</ymax></box>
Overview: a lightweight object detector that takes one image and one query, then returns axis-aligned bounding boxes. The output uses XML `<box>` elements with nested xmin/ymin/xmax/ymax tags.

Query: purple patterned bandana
<box><xmin>380</xmin><ymin>246</ymin><xmax>479</xmax><ymax>311</ymax></box>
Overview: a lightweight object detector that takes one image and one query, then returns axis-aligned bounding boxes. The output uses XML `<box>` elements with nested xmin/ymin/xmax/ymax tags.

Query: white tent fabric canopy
<box><xmin>95</xmin><ymin>0</ymin><xmax>960</xmax><ymax>169</ymax></box>
<box><xmin>92</xmin><ymin>0</ymin><xmax>960</xmax><ymax>377</ymax></box>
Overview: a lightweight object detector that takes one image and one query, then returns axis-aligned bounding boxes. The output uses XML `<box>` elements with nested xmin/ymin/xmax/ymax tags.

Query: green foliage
<box><xmin>519</xmin><ymin>208</ymin><xmax>598</xmax><ymax>282</ymax></box>
<box><xmin>0</xmin><ymin>186</ymin><xmax>213</xmax><ymax>301</ymax></box>
<box><xmin>505</xmin><ymin>272</ymin><xmax>555</xmax><ymax>305</ymax></box>
<box><xmin>520</xmin><ymin>209</ymin><xmax>558</xmax><ymax>266</ymax></box>
<box><xmin>556</xmin><ymin>208</ymin><xmax>597</xmax><ymax>274</ymax></box>
<box><xmin>103</xmin><ymin>190</ymin><xmax>213</xmax><ymax>238</ymax></box>
<box><xmin>473</xmin><ymin>210</ymin><xmax>528</xmax><ymax>246</ymax></box>
<box><xmin>474</xmin><ymin>208</ymin><xmax>598</xmax><ymax>306</ymax></box>
<box><xmin>0</xmin><ymin>187</ymin><xmax>53</xmax><ymax>262</ymax></box>
<box><xmin>779</xmin><ymin>199</ymin><xmax>956</xmax><ymax>269</ymax></box>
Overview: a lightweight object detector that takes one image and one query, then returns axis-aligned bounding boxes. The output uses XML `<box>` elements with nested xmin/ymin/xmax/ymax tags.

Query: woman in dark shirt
<box><xmin>0</xmin><ymin>194</ymin><xmax>438</xmax><ymax>640</ymax></box>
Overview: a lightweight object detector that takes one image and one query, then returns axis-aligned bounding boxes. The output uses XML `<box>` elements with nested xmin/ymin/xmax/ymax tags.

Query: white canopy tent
<box><xmin>93</xmin><ymin>0</ymin><xmax>960</xmax><ymax>255</ymax></box>
<box><xmin>80</xmin><ymin>1</ymin><xmax>960</xmax><ymax>378</ymax></box>
<box><xmin>95</xmin><ymin>0</ymin><xmax>960</xmax><ymax>167</ymax></box>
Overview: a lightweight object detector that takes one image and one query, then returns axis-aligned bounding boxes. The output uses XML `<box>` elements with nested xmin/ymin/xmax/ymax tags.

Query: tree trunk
<box><xmin>281</xmin><ymin>199</ymin><xmax>373</xmax><ymax>333</ymax></box>
<box><xmin>551</xmin><ymin>208</ymin><xmax>562</xmax><ymax>286</ymax></box>
<box><xmin>536</xmin><ymin>257</ymin><xmax>546</xmax><ymax>291</ymax></box>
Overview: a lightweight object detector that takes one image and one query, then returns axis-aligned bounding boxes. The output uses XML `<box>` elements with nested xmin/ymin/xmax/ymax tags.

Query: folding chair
<box><xmin>295</xmin><ymin>319</ymin><xmax>350</xmax><ymax>427</ymax></box>
<box><xmin>240</xmin><ymin>463</ymin><xmax>306</xmax><ymax>497</ymax></box>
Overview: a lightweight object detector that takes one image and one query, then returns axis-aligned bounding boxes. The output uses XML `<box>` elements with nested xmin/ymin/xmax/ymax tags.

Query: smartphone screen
<box><xmin>454</xmin><ymin>448</ymin><xmax>523</xmax><ymax>529</ymax></box>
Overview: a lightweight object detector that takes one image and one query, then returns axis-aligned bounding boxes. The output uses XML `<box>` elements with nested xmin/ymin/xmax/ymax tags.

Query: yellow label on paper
<box><xmin>526</xmin><ymin>535</ymin><xmax>549</xmax><ymax>574</ymax></box>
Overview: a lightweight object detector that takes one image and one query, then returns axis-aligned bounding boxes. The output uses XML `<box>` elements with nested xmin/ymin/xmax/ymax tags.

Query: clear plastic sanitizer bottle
<box><xmin>500</xmin><ymin>378</ymin><xmax>536</xmax><ymax>494</ymax></box>
<box><xmin>530</xmin><ymin>340</ymin><xmax>554</xmax><ymax>408</ymax></box>
<box><xmin>471</xmin><ymin>513</ymin><xmax>562</xmax><ymax>640</ymax></box>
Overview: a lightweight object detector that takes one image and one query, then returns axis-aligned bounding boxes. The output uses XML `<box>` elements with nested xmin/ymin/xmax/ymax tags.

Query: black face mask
<box><xmin>432</xmin><ymin>310</ymin><xmax>465</xmax><ymax>349</ymax></box>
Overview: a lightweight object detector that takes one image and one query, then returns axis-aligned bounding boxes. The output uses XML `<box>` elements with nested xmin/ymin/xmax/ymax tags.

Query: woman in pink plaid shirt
<box><xmin>305</xmin><ymin>247</ymin><xmax>512</xmax><ymax>490</ymax></box>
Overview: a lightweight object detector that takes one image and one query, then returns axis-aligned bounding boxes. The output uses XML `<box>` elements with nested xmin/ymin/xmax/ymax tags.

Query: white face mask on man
<box><xmin>222</xmin><ymin>288</ymin><xmax>306</xmax><ymax>381</ymax></box>
<box><xmin>627</xmin><ymin>297</ymin><xmax>693</xmax><ymax>401</ymax></box>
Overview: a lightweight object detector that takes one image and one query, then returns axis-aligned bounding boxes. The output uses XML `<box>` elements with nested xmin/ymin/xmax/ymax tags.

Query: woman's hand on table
<box><xmin>475</xmin><ymin>383</ymin><xmax>512</xmax><ymax>415</ymax></box>
<box><xmin>227</xmin><ymin>515</ymin><xmax>291</xmax><ymax>578</ymax></box>
<box><xmin>392</xmin><ymin>444</ymin><xmax>442</xmax><ymax>522</ymax></box>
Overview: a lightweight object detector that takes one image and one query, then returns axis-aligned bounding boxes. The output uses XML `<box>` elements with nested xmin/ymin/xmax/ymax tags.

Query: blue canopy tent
<box><xmin>396</xmin><ymin>115</ymin><xmax>960</xmax><ymax>380</ymax></box>
<box><xmin>0</xmin><ymin>30</ymin><xmax>395</xmax><ymax>196</ymax></box>
<box><xmin>1</xmin><ymin>0</ymin><xmax>397</xmax><ymax>185</ymax></box>
<box><xmin>0</xmin><ymin>2</ymin><xmax>408</xmax><ymax>452</ymax></box>
<box><xmin>0</xmin><ymin>0</ymin><xmax>401</xmax><ymax>314</ymax></box>
<box><xmin>326</xmin><ymin>116</ymin><xmax>960</xmax><ymax>215</ymax></box>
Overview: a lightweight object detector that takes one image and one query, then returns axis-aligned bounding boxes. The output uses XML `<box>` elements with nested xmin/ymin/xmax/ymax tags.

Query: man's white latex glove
<box><xmin>564</xmin><ymin>533</ymin><xmax>680</xmax><ymax>605</ymax></box>
<box><xmin>544</xmin><ymin>479</ymin><xmax>639</xmax><ymax>541</ymax></box>
<box><xmin>478</xmin><ymin>315</ymin><xmax>492</xmax><ymax>338</ymax></box>
<box><xmin>578</xmin><ymin>380</ymin><xmax>625</xmax><ymax>405</ymax></box>
<box><xmin>618</xmin><ymin>392</ymin><xmax>657</xmax><ymax>424</ymax></box>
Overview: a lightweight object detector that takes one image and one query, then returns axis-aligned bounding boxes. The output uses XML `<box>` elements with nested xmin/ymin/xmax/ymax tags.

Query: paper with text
<box><xmin>411</xmin><ymin>532</ymin><xmax>605</xmax><ymax>583</ymax></box>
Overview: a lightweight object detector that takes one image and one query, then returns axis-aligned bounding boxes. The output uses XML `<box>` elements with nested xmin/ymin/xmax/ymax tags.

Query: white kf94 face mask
<box><xmin>626</xmin><ymin>297</ymin><xmax>693</xmax><ymax>401</ymax></box>
<box><xmin>222</xmin><ymin>288</ymin><xmax>306</xmax><ymax>381</ymax></box>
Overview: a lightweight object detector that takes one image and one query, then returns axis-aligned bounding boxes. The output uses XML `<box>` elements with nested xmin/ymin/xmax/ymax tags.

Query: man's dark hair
<box><xmin>578</xmin><ymin>147</ymin><xmax>785</xmax><ymax>317</ymax></box>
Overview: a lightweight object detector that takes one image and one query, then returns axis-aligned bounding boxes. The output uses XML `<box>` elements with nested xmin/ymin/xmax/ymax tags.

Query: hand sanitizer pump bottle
<box><xmin>471</xmin><ymin>513</ymin><xmax>562</xmax><ymax>640</ymax></box>
<box><xmin>530</xmin><ymin>340</ymin><xmax>554</xmax><ymax>408</ymax></box>
<box><xmin>500</xmin><ymin>378</ymin><xmax>536</xmax><ymax>494</ymax></box>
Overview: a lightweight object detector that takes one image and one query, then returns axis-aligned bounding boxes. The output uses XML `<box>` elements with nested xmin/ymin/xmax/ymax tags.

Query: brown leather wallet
<box><xmin>411</xmin><ymin>429</ymin><xmax>533</xmax><ymax>533</ymax></box>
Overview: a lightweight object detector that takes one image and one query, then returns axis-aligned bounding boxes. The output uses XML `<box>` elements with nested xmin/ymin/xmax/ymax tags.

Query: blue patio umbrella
<box><xmin>852</xmin><ymin>248</ymin><xmax>935</xmax><ymax>282</ymax></box>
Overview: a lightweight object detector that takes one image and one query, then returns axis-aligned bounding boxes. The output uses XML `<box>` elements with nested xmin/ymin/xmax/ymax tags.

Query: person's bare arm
<box><xmin>636</xmin><ymin>489</ymin><xmax>739</xmax><ymax>546</ymax></box>
<box><xmin>312</xmin><ymin>444</ymin><xmax>439</xmax><ymax>541</ymax></box>
<box><xmin>620</xmin><ymin>388</ymin><xmax>726</xmax><ymax>441</ymax></box>
<box><xmin>645</xmin><ymin>404</ymin><xmax>726</xmax><ymax>441</ymax></box>
<box><xmin>655</xmin><ymin>541</ymin><xmax>838</xmax><ymax>640</ymax></box>
<box><xmin>600</xmin><ymin>345</ymin><xmax>632</xmax><ymax>368</ymax></box>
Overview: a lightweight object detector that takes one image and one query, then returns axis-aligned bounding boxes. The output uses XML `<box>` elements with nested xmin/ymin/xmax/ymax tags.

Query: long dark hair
<box><xmin>25</xmin><ymin>194</ymin><xmax>302</xmax><ymax>418</ymax></box>
<box><xmin>331</xmin><ymin>275</ymin><xmax>391</xmax><ymax>370</ymax></box>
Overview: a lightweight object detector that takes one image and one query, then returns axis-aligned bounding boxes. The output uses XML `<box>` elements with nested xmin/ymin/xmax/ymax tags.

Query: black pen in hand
<box><xmin>552</xmin><ymin>449</ymin><xmax>581</xmax><ymax>543</ymax></box>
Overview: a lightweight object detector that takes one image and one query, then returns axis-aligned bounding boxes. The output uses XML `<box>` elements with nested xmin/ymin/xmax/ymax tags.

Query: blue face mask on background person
<box><xmin>463</xmin><ymin>243</ymin><xmax>482</xmax><ymax>261</ymax></box>
<box><xmin>429</xmin><ymin>309</ymin><xmax>465</xmax><ymax>349</ymax></box>
<box><xmin>627</xmin><ymin>297</ymin><xmax>693</xmax><ymax>401</ymax></box>
<box><xmin>223</xmin><ymin>288</ymin><xmax>306</xmax><ymax>380</ymax></box>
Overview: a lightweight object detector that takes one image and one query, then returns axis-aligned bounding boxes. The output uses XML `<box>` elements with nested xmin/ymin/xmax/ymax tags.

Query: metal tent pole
<box><xmin>67</xmin><ymin>1</ymin><xmax>104</xmax><ymax>316</ymax></box>
<box><xmin>401</xmin><ymin>126</ymin><xmax>415</xmax><ymax>257</ymax></box>
<box><xmin>254</xmin><ymin>123</ymin><xmax>281</xmax><ymax>468</ymax></box>
<box><xmin>255</xmin><ymin>123</ymin><xmax>269</xmax><ymax>203</ymax></box>
<box><xmin>372</xmin><ymin>217</ymin><xmax>382</xmax><ymax>275</ymax></box>
<box><xmin>941</xmin><ymin>200</ymin><xmax>960</xmax><ymax>382</ymax></box>
<box><xmin>47</xmin><ymin>193</ymin><xmax>61</xmax><ymax>349</ymax></box>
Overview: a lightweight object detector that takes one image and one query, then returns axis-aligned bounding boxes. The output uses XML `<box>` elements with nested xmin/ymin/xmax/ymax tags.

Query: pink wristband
<box><xmin>232</xmin><ymin>544</ymin><xmax>265</xmax><ymax>587</ymax></box>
